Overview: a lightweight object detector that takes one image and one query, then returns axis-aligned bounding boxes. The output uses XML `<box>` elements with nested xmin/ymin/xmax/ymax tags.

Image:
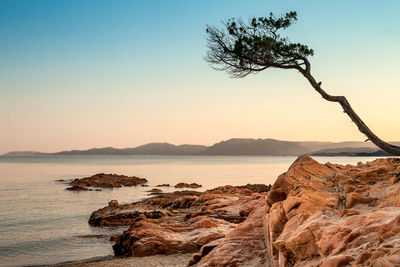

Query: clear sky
<box><xmin>1</xmin><ymin>0</ymin><xmax>400</xmax><ymax>153</ymax></box>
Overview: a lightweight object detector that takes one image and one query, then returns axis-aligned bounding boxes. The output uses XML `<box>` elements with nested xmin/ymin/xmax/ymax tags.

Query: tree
<box><xmin>205</xmin><ymin>11</ymin><xmax>400</xmax><ymax>156</ymax></box>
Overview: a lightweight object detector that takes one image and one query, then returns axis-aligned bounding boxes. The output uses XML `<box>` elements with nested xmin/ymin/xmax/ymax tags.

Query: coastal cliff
<box><xmin>89</xmin><ymin>156</ymin><xmax>400</xmax><ymax>266</ymax></box>
<box><xmin>197</xmin><ymin>156</ymin><xmax>400</xmax><ymax>266</ymax></box>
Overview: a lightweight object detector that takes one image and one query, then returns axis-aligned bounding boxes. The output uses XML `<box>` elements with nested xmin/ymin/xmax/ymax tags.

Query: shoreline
<box><xmin>14</xmin><ymin>156</ymin><xmax>400</xmax><ymax>266</ymax></box>
<box><xmin>28</xmin><ymin>256</ymin><xmax>114</xmax><ymax>267</ymax></box>
<box><xmin>57</xmin><ymin>253</ymin><xmax>192</xmax><ymax>267</ymax></box>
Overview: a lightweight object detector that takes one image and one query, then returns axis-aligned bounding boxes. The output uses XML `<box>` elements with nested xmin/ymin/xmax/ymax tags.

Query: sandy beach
<box><xmin>62</xmin><ymin>254</ymin><xmax>192</xmax><ymax>267</ymax></box>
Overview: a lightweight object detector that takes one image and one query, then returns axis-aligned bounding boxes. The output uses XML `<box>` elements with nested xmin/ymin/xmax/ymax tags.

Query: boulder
<box><xmin>108</xmin><ymin>200</ymin><xmax>119</xmax><ymax>207</ymax></box>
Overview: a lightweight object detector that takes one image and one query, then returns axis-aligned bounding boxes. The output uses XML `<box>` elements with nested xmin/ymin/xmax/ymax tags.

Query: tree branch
<box><xmin>296</xmin><ymin>62</ymin><xmax>400</xmax><ymax>156</ymax></box>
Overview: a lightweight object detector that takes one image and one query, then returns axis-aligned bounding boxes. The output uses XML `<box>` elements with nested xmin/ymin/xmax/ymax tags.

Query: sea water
<box><xmin>0</xmin><ymin>155</ymin><xmax>381</xmax><ymax>266</ymax></box>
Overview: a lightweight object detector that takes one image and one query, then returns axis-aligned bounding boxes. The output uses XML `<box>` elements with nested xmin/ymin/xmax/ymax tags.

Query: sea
<box><xmin>0</xmin><ymin>155</ymin><xmax>384</xmax><ymax>266</ymax></box>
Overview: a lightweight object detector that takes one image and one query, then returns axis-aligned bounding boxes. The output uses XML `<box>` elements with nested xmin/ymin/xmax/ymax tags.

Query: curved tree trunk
<box><xmin>296</xmin><ymin>67</ymin><xmax>400</xmax><ymax>156</ymax></box>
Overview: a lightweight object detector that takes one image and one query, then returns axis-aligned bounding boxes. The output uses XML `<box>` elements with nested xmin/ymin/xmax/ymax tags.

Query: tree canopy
<box><xmin>206</xmin><ymin>12</ymin><xmax>314</xmax><ymax>77</ymax></box>
<box><xmin>206</xmin><ymin>11</ymin><xmax>400</xmax><ymax>156</ymax></box>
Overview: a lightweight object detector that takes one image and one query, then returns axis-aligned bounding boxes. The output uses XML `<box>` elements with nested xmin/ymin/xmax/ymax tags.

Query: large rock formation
<box><xmin>87</xmin><ymin>157</ymin><xmax>400</xmax><ymax>266</ymax></box>
<box><xmin>196</xmin><ymin>156</ymin><xmax>400</xmax><ymax>266</ymax></box>
<box><xmin>89</xmin><ymin>185</ymin><xmax>271</xmax><ymax>257</ymax></box>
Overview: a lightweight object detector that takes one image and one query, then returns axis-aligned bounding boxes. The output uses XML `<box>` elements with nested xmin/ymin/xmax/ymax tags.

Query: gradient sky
<box><xmin>1</xmin><ymin>0</ymin><xmax>400</xmax><ymax>153</ymax></box>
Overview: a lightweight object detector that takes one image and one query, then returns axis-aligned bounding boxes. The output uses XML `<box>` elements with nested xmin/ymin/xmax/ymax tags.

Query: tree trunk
<box><xmin>297</xmin><ymin>67</ymin><xmax>400</xmax><ymax>156</ymax></box>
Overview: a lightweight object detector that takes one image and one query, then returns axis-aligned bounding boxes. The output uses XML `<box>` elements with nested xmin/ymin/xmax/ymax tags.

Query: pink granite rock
<box><xmin>197</xmin><ymin>156</ymin><xmax>400</xmax><ymax>266</ymax></box>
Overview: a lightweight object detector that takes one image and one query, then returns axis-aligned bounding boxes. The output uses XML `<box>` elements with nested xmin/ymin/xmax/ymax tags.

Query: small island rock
<box><xmin>69</xmin><ymin>173</ymin><xmax>147</xmax><ymax>188</ymax></box>
<box><xmin>174</xmin><ymin>182</ymin><xmax>202</xmax><ymax>189</ymax></box>
<box><xmin>156</xmin><ymin>184</ymin><xmax>170</xmax><ymax>187</ymax></box>
<box><xmin>147</xmin><ymin>188</ymin><xmax>163</xmax><ymax>194</ymax></box>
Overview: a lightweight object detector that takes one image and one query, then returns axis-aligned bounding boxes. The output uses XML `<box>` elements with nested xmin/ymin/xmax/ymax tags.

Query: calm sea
<box><xmin>0</xmin><ymin>155</ymin><xmax>382</xmax><ymax>266</ymax></box>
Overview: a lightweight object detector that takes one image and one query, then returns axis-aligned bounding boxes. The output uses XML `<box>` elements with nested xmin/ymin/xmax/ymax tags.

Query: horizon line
<box><xmin>3</xmin><ymin>137</ymin><xmax>395</xmax><ymax>155</ymax></box>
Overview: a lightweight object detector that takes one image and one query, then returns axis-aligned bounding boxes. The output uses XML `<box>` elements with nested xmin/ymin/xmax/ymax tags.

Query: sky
<box><xmin>1</xmin><ymin>0</ymin><xmax>400</xmax><ymax>153</ymax></box>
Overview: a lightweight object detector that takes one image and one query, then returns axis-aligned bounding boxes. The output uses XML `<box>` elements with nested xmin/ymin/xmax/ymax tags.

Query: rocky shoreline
<box><xmin>69</xmin><ymin>156</ymin><xmax>399</xmax><ymax>266</ymax></box>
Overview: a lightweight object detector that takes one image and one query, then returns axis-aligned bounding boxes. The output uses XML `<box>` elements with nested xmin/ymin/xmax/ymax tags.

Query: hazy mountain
<box><xmin>297</xmin><ymin>141</ymin><xmax>376</xmax><ymax>152</ymax></box>
<box><xmin>3</xmin><ymin>151</ymin><xmax>47</xmax><ymax>156</ymax></box>
<box><xmin>122</xmin><ymin>143</ymin><xmax>207</xmax><ymax>155</ymax></box>
<box><xmin>54</xmin><ymin>143</ymin><xmax>207</xmax><ymax>156</ymax></box>
<box><xmin>356</xmin><ymin>150</ymin><xmax>393</xmax><ymax>156</ymax></box>
<box><xmin>311</xmin><ymin>147</ymin><xmax>378</xmax><ymax>156</ymax></box>
<box><xmin>198</xmin><ymin>138</ymin><xmax>307</xmax><ymax>156</ymax></box>
<box><xmin>54</xmin><ymin>147</ymin><xmax>126</xmax><ymax>155</ymax></box>
<box><xmin>2</xmin><ymin>139</ymin><xmax>399</xmax><ymax>157</ymax></box>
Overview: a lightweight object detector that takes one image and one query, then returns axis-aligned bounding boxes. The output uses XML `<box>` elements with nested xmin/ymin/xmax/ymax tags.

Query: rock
<box><xmin>69</xmin><ymin>173</ymin><xmax>147</xmax><ymax>189</ymax></box>
<box><xmin>187</xmin><ymin>239</ymin><xmax>221</xmax><ymax>266</ymax></box>
<box><xmin>89</xmin><ymin>184</ymin><xmax>270</xmax><ymax>258</ymax></box>
<box><xmin>175</xmin><ymin>182</ymin><xmax>202</xmax><ymax>189</ymax></box>
<box><xmin>113</xmin><ymin>216</ymin><xmax>235</xmax><ymax>257</ymax></box>
<box><xmin>141</xmin><ymin>190</ymin><xmax>202</xmax><ymax>209</ymax></box>
<box><xmin>236</xmin><ymin>183</ymin><xmax>271</xmax><ymax>193</ymax></box>
<box><xmin>109</xmin><ymin>234</ymin><xmax>119</xmax><ymax>242</ymax></box>
<box><xmin>147</xmin><ymin>188</ymin><xmax>163</xmax><ymax>194</ymax></box>
<box><xmin>345</xmin><ymin>192</ymin><xmax>376</xmax><ymax>208</ymax></box>
<box><xmin>89</xmin><ymin>204</ymin><xmax>170</xmax><ymax>226</ymax></box>
<box><xmin>156</xmin><ymin>184</ymin><xmax>170</xmax><ymax>187</ymax></box>
<box><xmin>66</xmin><ymin>185</ymin><xmax>90</xmax><ymax>191</ymax></box>
<box><xmin>77</xmin><ymin>234</ymin><xmax>109</xmax><ymax>239</ymax></box>
<box><xmin>108</xmin><ymin>200</ymin><xmax>119</xmax><ymax>207</ymax></box>
<box><xmin>319</xmin><ymin>255</ymin><xmax>354</xmax><ymax>267</ymax></box>
<box><xmin>389</xmin><ymin>174</ymin><xmax>400</xmax><ymax>184</ymax></box>
<box><xmin>197</xmin><ymin>156</ymin><xmax>400</xmax><ymax>267</ymax></box>
<box><xmin>91</xmin><ymin>157</ymin><xmax>400</xmax><ymax>266</ymax></box>
<box><xmin>196</xmin><ymin>207</ymin><xmax>268</xmax><ymax>267</ymax></box>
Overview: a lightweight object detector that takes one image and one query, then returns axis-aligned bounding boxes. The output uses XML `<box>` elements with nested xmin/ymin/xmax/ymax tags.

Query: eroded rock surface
<box><xmin>89</xmin><ymin>204</ymin><xmax>170</xmax><ymax>226</ymax></box>
<box><xmin>89</xmin><ymin>185</ymin><xmax>269</xmax><ymax>257</ymax></box>
<box><xmin>197</xmin><ymin>156</ymin><xmax>400</xmax><ymax>267</ymax></box>
<box><xmin>70</xmin><ymin>173</ymin><xmax>147</xmax><ymax>189</ymax></box>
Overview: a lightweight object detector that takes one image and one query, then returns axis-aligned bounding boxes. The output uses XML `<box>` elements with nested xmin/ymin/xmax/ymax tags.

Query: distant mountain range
<box><xmin>3</xmin><ymin>138</ymin><xmax>399</xmax><ymax>157</ymax></box>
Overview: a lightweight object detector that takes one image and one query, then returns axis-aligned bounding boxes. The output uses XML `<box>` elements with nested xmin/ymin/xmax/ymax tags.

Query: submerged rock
<box><xmin>147</xmin><ymin>188</ymin><xmax>163</xmax><ymax>194</ymax></box>
<box><xmin>69</xmin><ymin>173</ymin><xmax>147</xmax><ymax>188</ymax></box>
<box><xmin>156</xmin><ymin>183</ymin><xmax>170</xmax><ymax>187</ymax></box>
<box><xmin>175</xmin><ymin>182</ymin><xmax>202</xmax><ymax>189</ymax></box>
<box><xmin>66</xmin><ymin>185</ymin><xmax>90</xmax><ymax>191</ymax></box>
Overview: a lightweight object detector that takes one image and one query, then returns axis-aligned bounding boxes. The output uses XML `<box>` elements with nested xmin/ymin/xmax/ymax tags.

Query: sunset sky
<box><xmin>1</xmin><ymin>0</ymin><xmax>400</xmax><ymax>153</ymax></box>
